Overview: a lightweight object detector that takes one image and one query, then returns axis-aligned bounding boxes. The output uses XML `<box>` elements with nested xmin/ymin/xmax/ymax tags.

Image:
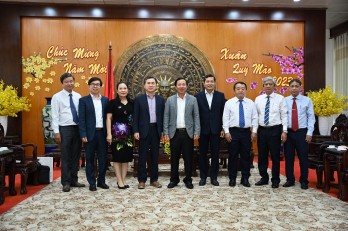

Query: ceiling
<box><xmin>1</xmin><ymin>0</ymin><xmax>348</xmax><ymax>29</ymax></box>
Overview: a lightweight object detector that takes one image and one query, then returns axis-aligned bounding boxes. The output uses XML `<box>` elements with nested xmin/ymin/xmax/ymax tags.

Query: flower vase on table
<box><xmin>42</xmin><ymin>97</ymin><xmax>58</xmax><ymax>154</ymax></box>
<box><xmin>318</xmin><ymin>116</ymin><xmax>332</xmax><ymax>136</ymax></box>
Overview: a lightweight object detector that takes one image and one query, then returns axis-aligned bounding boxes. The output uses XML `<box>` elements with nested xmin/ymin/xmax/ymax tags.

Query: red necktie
<box><xmin>292</xmin><ymin>98</ymin><xmax>298</xmax><ymax>131</ymax></box>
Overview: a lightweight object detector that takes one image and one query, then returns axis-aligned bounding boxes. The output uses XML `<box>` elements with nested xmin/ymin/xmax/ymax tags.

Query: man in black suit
<box><xmin>133</xmin><ymin>76</ymin><xmax>165</xmax><ymax>189</ymax></box>
<box><xmin>195</xmin><ymin>74</ymin><xmax>226</xmax><ymax>186</ymax></box>
<box><xmin>78</xmin><ymin>77</ymin><xmax>109</xmax><ymax>191</ymax></box>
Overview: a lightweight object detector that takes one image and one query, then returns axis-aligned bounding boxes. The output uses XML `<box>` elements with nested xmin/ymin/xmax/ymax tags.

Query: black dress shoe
<box><xmin>97</xmin><ymin>182</ymin><xmax>109</xmax><ymax>189</ymax></box>
<box><xmin>271</xmin><ymin>182</ymin><xmax>279</xmax><ymax>188</ymax></box>
<box><xmin>167</xmin><ymin>182</ymin><xmax>178</xmax><ymax>188</ymax></box>
<box><xmin>62</xmin><ymin>185</ymin><xmax>70</xmax><ymax>192</ymax></box>
<box><xmin>229</xmin><ymin>179</ymin><xmax>236</xmax><ymax>187</ymax></box>
<box><xmin>301</xmin><ymin>183</ymin><xmax>309</xmax><ymax>190</ymax></box>
<box><xmin>199</xmin><ymin>179</ymin><xmax>206</xmax><ymax>186</ymax></box>
<box><xmin>125</xmin><ymin>185</ymin><xmax>130</xmax><ymax>188</ymax></box>
<box><xmin>185</xmin><ymin>182</ymin><xmax>194</xmax><ymax>189</ymax></box>
<box><xmin>241</xmin><ymin>178</ymin><xmax>250</xmax><ymax>187</ymax></box>
<box><xmin>71</xmin><ymin>182</ymin><xmax>85</xmax><ymax>187</ymax></box>
<box><xmin>255</xmin><ymin>179</ymin><xmax>269</xmax><ymax>186</ymax></box>
<box><xmin>117</xmin><ymin>182</ymin><xmax>127</xmax><ymax>189</ymax></box>
<box><xmin>211</xmin><ymin>180</ymin><xmax>219</xmax><ymax>186</ymax></box>
<box><xmin>283</xmin><ymin>181</ymin><xmax>295</xmax><ymax>187</ymax></box>
<box><xmin>89</xmin><ymin>185</ymin><xmax>97</xmax><ymax>191</ymax></box>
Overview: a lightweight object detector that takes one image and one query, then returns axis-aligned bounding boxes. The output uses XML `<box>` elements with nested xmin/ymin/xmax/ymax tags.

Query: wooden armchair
<box><xmin>0</xmin><ymin>123</ymin><xmax>40</xmax><ymax>194</ymax></box>
<box><xmin>11</xmin><ymin>143</ymin><xmax>40</xmax><ymax>194</ymax></box>
<box><xmin>308</xmin><ymin>115</ymin><xmax>348</xmax><ymax>188</ymax></box>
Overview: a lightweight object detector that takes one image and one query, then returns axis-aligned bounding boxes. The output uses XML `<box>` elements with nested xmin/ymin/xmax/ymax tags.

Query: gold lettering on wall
<box><xmin>89</xmin><ymin>64</ymin><xmax>107</xmax><ymax>75</ymax></box>
<box><xmin>64</xmin><ymin>63</ymin><xmax>85</xmax><ymax>73</ymax></box>
<box><xmin>220</xmin><ymin>48</ymin><xmax>248</xmax><ymax>60</ymax></box>
<box><xmin>46</xmin><ymin>45</ymin><xmax>69</xmax><ymax>58</ymax></box>
<box><xmin>252</xmin><ymin>63</ymin><xmax>272</xmax><ymax>75</ymax></box>
<box><xmin>73</xmin><ymin>48</ymin><xmax>100</xmax><ymax>61</ymax></box>
<box><xmin>232</xmin><ymin>63</ymin><xmax>249</xmax><ymax>76</ymax></box>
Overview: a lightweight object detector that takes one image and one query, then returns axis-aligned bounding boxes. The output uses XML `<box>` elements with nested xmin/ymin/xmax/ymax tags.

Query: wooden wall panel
<box><xmin>21</xmin><ymin>18</ymin><xmax>303</xmax><ymax>153</ymax></box>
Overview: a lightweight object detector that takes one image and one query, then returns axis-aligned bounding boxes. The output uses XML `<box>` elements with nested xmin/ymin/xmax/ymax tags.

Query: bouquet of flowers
<box><xmin>307</xmin><ymin>85</ymin><xmax>348</xmax><ymax>116</ymax></box>
<box><xmin>0</xmin><ymin>80</ymin><xmax>31</xmax><ymax>117</ymax></box>
<box><xmin>112</xmin><ymin>122</ymin><xmax>133</xmax><ymax>151</ymax></box>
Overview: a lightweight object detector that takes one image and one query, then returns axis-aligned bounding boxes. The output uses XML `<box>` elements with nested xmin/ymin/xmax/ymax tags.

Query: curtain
<box><xmin>334</xmin><ymin>32</ymin><xmax>348</xmax><ymax>114</ymax></box>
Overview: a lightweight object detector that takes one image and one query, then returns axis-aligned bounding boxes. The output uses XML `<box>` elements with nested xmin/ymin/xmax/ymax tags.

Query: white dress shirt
<box><xmin>176</xmin><ymin>94</ymin><xmax>186</xmax><ymax>128</ymax></box>
<box><xmin>51</xmin><ymin>89</ymin><xmax>81</xmax><ymax>133</ymax></box>
<box><xmin>255</xmin><ymin>92</ymin><xmax>288</xmax><ymax>132</ymax></box>
<box><xmin>285</xmin><ymin>94</ymin><xmax>315</xmax><ymax>136</ymax></box>
<box><xmin>205</xmin><ymin>89</ymin><xmax>214</xmax><ymax>109</ymax></box>
<box><xmin>91</xmin><ymin>94</ymin><xmax>103</xmax><ymax>128</ymax></box>
<box><xmin>222</xmin><ymin>96</ymin><xmax>258</xmax><ymax>133</ymax></box>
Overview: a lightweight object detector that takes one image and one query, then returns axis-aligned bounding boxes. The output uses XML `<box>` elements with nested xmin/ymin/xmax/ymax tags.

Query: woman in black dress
<box><xmin>106</xmin><ymin>82</ymin><xmax>133</xmax><ymax>189</ymax></box>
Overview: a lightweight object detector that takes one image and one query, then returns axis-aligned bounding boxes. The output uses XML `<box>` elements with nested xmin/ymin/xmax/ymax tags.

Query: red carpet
<box><xmin>0</xmin><ymin>158</ymin><xmax>343</xmax><ymax>214</ymax></box>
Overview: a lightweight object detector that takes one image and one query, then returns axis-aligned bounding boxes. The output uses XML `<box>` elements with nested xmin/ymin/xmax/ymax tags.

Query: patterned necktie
<box><xmin>239</xmin><ymin>100</ymin><xmax>245</xmax><ymax>128</ymax></box>
<box><xmin>292</xmin><ymin>98</ymin><xmax>299</xmax><ymax>131</ymax></box>
<box><xmin>69</xmin><ymin>93</ymin><xmax>79</xmax><ymax>124</ymax></box>
<box><xmin>264</xmin><ymin>96</ymin><xmax>270</xmax><ymax>126</ymax></box>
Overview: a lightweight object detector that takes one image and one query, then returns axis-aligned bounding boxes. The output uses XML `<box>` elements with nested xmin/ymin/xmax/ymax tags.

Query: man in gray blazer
<box><xmin>163</xmin><ymin>77</ymin><xmax>200</xmax><ymax>189</ymax></box>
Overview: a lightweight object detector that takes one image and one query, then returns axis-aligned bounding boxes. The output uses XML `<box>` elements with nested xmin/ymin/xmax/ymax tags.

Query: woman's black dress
<box><xmin>106</xmin><ymin>99</ymin><xmax>134</xmax><ymax>163</ymax></box>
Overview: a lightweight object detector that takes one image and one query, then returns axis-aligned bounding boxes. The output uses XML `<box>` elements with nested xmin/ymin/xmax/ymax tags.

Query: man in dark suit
<box><xmin>164</xmin><ymin>77</ymin><xmax>200</xmax><ymax>189</ymax></box>
<box><xmin>195</xmin><ymin>74</ymin><xmax>226</xmax><ymax>186</ymax></box>
<box><xmin>78</xmin><ymin>77</ymin><xmax>109</xmax><ymax>191</ymax></box>
<box><xmin>133</xmin><ymin>76</ymin><xmax>165</xmax><ymax>189</ymax></box>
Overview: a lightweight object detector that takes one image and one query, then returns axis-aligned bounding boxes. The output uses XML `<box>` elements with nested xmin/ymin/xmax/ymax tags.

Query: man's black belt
<box><xmin>95</xmin><ymin>128</ymin><xmax>103</xmax><ymax>131</ymax></box>
<box><xmin>149</xmin><ymin>123</ymin><xmax>157</xmax><ymax>127</ymax></box>
<box><xmin>59</xmin><ymin>125</ymin><xmax>78</xmax><ymax>128</ymax></box>
<box><xmin>259</xmin><ymin>124</ymin><xmax>281</xmax><ymax>129</ymax></box>
<box><xmin>287</xmin><ymin>128</ymin><xmax>307</xmax><ymax>132</ymax></box>
<box><xmin>176</xmin><ymin>128</ymin><xmax>186</xmax><ymax>132</ymax></box>
<box><xmin>230</xmin><ymin>127</ymin><xmax>250</xmax><ymax>131</ymax></box>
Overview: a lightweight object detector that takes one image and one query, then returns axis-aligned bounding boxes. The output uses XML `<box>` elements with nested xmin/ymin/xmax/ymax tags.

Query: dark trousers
<box><xmin>84</xmin><ymin>130</ymin><xmax>107</xmax><ymax>186</ymax></box>
<box><xmin>198</xmin><ymin>133</ymin><xmax>220</xmax><ymax>181</ymax></box>
<box><xmin>138</xmin><ymin>125</ymin><xmax>160</xmax><ymax>183</ymax></box>
<box><xmin>170</xmin><ymin>130</ymin><xmax>194</xmax><ymax>184</ymax></box>
<box><xmin>257</xmin><ymin>125</ymin><xmax>282</xmax><ymax>183</ymax></box>
<box><xmin>59</xmin><ymin>125</ymin><xmax>81</xmax><ymax>186</ymax></box>
<box><xmin>228</xmin><ymin>127</ymin><xmax>252</xmax><ymax>180</ymax></box>
<box><xmin>284</xmin><ymin>128</ymin><xmax>309</xmax><ymax>184</ymax></box>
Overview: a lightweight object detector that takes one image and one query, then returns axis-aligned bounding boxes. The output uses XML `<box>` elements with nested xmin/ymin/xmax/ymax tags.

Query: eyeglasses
<box><xmin>90</xmin><ymin>83</ymin><xmax>101</xmax><ymax>87</ymax></box>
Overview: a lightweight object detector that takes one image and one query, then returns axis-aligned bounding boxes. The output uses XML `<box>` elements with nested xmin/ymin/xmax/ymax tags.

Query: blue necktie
<box><xmin>264</xmin><ymin>96</ymin><xmax>270</xmax><ymax>126</ymax></box>
<box><xmin>239</xmin><ymin>100</ymin><xmax>245</xmax><ymax>128</ymax></box>
<box><xmin>69</xmin><ymin>93</ymin><xmax>79</xmax><ymax>124</ymax></box>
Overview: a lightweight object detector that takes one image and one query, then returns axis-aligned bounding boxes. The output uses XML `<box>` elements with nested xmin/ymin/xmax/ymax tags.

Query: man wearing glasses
<box><xmin>78</xmin><ymin>77</ymin><xmax>109</xmax><ymax>191</ymax></box>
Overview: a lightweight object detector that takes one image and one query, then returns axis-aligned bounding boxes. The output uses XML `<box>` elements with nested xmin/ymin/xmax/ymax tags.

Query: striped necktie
<box><xmin>264</xmin><ymin>96</ymin><xmax>270</xmax><ymax>126</ymax></box>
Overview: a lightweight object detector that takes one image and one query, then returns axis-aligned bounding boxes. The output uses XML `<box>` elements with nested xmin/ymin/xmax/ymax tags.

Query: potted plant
<box><xmin>307</xmin><ymin>85</ymin><xmax>348</xmax><ymax>135</ymax></box>
<box><xmin>0</xmin><ymin>80</ymin><xmax>31</xmax><ymax>135</ymax></box>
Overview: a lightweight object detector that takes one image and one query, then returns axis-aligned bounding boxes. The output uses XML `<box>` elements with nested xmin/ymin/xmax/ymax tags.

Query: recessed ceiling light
<box><xmin>294</xmin><ymin>0</ymin><xmax>301</xmax><ymax>2</ymax></box>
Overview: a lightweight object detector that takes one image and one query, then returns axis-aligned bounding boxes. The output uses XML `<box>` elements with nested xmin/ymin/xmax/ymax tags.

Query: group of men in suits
<box><xmin>52</xmin><ymin>72</ymin><xmax>315</xmax><ymax>192</ymax></box>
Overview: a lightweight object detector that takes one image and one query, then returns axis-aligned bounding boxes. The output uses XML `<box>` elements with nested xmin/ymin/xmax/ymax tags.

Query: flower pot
<box><xmin>0</xmin><ymin>115</ymin><xmax>8</xmax><ymax>136</ymax></box>
<box><xmin>318</xmin><ymin>116</ymin><xmax>333</xmax><ymax>136</ymax></box>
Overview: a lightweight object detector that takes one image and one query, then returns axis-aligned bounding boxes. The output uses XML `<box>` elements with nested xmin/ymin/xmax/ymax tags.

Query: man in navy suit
<box><xmin>78</xmin><ymin>77</ymin><xmax>109</xmax><ymax>191</ymax></box>
<box><xmin>195</xmin><ymin>74</ymin><xmax>226</xmax><ymax>186</ymax></box>
<box><xmin>133</xmin><ymin>76</ymin><xmax>165</xmax><ymax>189</ymax></box>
